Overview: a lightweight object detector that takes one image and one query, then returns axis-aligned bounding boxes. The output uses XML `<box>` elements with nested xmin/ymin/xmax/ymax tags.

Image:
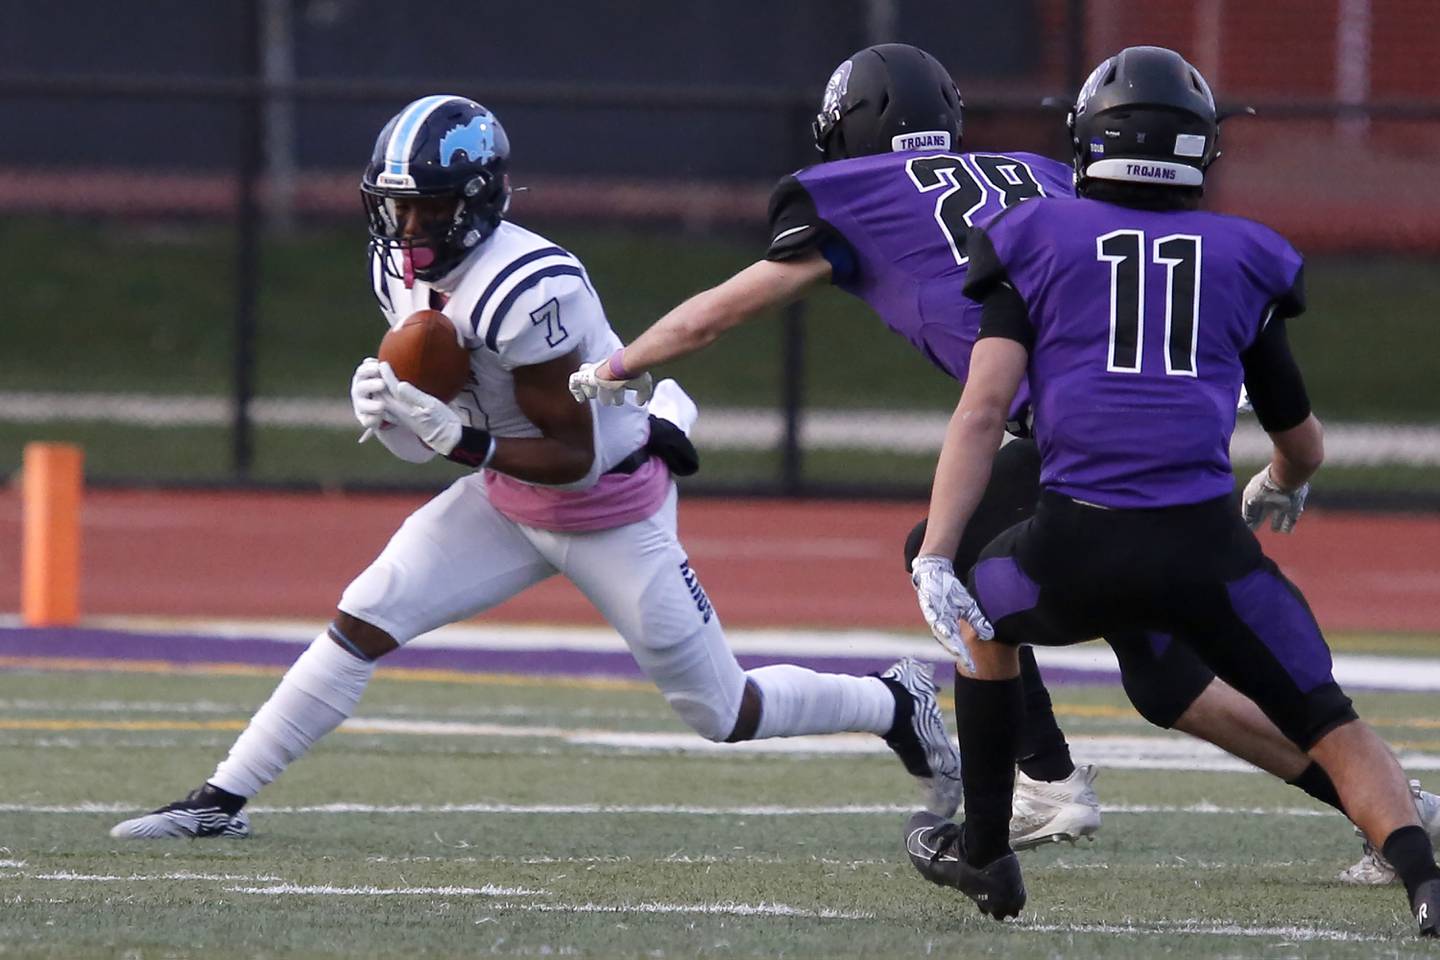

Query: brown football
<box><xmin>378</xmin><ymin>309</ymin><xmax>471</xmax><ymax>403</ymax></box>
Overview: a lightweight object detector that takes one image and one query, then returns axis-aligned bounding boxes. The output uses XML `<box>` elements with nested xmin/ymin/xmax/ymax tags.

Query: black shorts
<box><xmin>967</xmin><ymin>490</ymin><xmax>1356</xmax><ymax>750</ymax></box>
<box><xmin>905</xmin><ymin>438</ymin><xmax>1215</xmax><ymax>727</ymax></box>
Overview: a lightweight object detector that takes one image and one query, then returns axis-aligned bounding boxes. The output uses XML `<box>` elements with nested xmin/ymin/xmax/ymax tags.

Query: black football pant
<box><xmin>967</xmin><ymin>490</ymin><xmax>1357</xmax><ymax>751</ymax></box>
<box><xmin>904</xmin><ymin>438</ymin><xmax>1218</xmax><ymax>757</ymax></box>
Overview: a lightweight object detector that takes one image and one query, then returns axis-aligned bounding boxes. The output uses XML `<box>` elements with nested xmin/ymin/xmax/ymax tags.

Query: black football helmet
<box><xmin>812</xmin><ymin>44</ymin><xmax>964</xmax><ymax>161</ymax></box>
<box><xmin>361</xmin><ymin>95</ymin><xmax>511</xmax><ymax>283</ymax></box>
<box><xmin>1068</xmin><ymin>46</ymin><xmax>1219</xmax><ymax>192</ymax></box>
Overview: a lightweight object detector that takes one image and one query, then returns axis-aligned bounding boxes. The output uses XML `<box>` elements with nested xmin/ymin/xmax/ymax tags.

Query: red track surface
<box><xmin>1</xmin><ymin>488</ymin><xmax>1438</xmax><ymax>633</ymax></box>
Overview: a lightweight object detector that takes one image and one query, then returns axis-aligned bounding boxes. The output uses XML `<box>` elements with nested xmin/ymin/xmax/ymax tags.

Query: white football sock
<box><xmin>208</xmin><ymin>632</ymin><xmax>375</xmax><ymax>798</ymax></box>
<box><xmin>747</xmin><ymin>665</ymin><xmax>895</xmax><ymax>739</ymax></box>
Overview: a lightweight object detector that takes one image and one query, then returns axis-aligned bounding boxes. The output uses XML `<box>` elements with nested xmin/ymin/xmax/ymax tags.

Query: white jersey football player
<box><xmin>111</xmin><ymin>95</ymin><xmax>961</xmax><ymax>841</ymax></box>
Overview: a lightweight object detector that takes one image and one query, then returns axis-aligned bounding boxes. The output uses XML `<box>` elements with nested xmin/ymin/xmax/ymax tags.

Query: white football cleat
<box><xmin>110</xmin><ymin>787</ymin><xmax>252</xmax><ymax>840</ymax></box>
<box><xmin>877</xmin><ymin>658</ymin><xmax>964</xmax><ymax>818</ymax></box>
<box><xmin>1338</xmin><ymin>780</ymin><xmax>1440</xmax><ymax>885</ymax></box>
<box><xmin>1010</xmin><ymin>763</ymin><xmax>1102</xmax><ymax>850</ymax></box>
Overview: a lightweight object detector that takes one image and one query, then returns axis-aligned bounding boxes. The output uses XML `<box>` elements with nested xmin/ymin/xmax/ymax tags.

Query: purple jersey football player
<box><xmin>567</xmin><ymin>42</ymin><xmax>1440</xmax><ymax>875</ymax></box>
<box><xmin>906</xmin><ymin>46</ymin><xmax>1440</xmax><ymax>935</ymax></box>
<box><xmin>564</xmin><ymin>37</ymin><xmax>1440</xmax><ymax>869</ymax></box>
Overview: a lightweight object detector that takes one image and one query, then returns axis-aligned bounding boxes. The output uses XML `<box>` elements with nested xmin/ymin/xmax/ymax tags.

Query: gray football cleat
<box><xmin>1010</xmin><ymin>763</ymin><xmax>1102</xmax><ymax>850</ymax></box>
<box><xmin>878</xmin><ymin>658</ymin><xmax>964</xmax><ymax>818</ymax></box>
<box><xmin>1338</xmin><ymin>781</ymin><xmax>1440</xmax><ymax>885</ymax></box>
<box><xmin>905</xmin><ymin>810</ymin><xmax>1026</xmax><ymax>920</ymax></box>
<box><xmin>110</xmin><ymin>786</ymin><xmax>251</xmax><ymax>840</ymax></box>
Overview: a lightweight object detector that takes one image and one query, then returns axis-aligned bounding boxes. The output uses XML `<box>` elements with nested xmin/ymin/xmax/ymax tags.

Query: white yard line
<box><xmin>484</xmin><ymin>900</ymin><xmax>873</xmax><ymax>920</ymax></box>
<box><xmin>20</xmin><ymin>871</ymin><xmax>284</xmax><ymax>882</ymax></box>
<box><xmin>0</xmin><ymin>801</ymin><xmax>1347</xmax><ymax>817</ymax></box>
<box><xmin>3</xmin><ymin>391</ymin><xmax>1437</xmax><ymax>465</ymax></box>
<box><xmin>230</xmin><ymin>883</ymin><xmax>543</xmax><ymax>897</ymax></box>
<box><xmin>2</xmin><ymin>707</ymin><xmax>1437</xmax><ymax>771</ymax></box>
<box><xmin>1019</xmin><ymin>919</ymin><xmax>1388</xmax><ymax>943</ymax></box>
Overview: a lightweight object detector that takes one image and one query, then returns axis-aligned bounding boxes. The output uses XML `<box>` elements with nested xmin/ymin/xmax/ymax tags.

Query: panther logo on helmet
<box><xmin>362</xmin><ymin>95</ymin><xmax>512</xmax><ymax>285</ymax></box>
<box><xmin>439</xmin><ymin>115</ymin><xmax>497</xmax><ymax>168</ymax></box>
<box><xmin>821</xmin><ymin>60</ymin><xmax>853</xmax><ymax>118</ymax></box>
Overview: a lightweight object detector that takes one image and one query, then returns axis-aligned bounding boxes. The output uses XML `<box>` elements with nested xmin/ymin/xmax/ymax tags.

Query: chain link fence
<box><xmin>3</xmin><ymin>0</ymin><xmax>1438</xmax><ymax>502</ymax></box>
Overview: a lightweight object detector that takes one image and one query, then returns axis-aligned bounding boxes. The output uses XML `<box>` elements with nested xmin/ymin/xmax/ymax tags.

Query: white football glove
<box><xmin>1241</xmin><ymin>466</ymin><xmax>1309</xmax><ymax>534</ymax></box>
<box><xmin>351</xmin><ymin>357</ymin><xmax>388</xmax><ymax>436</ymax></box>
<box><xmin>910</xmin><ymin>554</ymin><xmax>992</xmax><ymax>673</ymax></box>
<box><xmin>569</xmin><ymin>360</ymin><xmax>655</xmax><ymax>406</ymax></box>
<box><xmin>378</xmin><ymin>361</ymin><xmax>462</xmax><ymax>456</ymax></box>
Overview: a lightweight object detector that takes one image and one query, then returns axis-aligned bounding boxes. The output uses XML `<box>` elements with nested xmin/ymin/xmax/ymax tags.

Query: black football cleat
<box><xmin>110</xmin><ymin>784</ymin><xmax>251</xmax><ymax>839</ymax></box>
<box><xmin>1416</xmin><ymin>877</ymin><xmax>1440</xmax><ymax>938</ymax></box>
<box><xmin>905</xmin><ymin>810</ymin><xmax>1026</xmax><ymax>920</ymax></box>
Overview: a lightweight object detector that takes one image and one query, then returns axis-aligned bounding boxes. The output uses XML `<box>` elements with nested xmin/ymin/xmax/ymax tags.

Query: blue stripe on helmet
<box><xmin>386</xmin><ymin>95</ymin><xmax>458</xmax><ymax>176</ymax></box>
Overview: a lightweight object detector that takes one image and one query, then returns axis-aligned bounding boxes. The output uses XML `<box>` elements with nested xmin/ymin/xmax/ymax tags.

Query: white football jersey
<box><xmin>369</xmin><ymin>222</ymin><xmax>649</xmax><ymax>489</ymax></box>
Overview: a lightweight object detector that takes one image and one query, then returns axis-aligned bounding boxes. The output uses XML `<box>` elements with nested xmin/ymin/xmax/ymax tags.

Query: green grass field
<box><xmin>2</xmin><ymin>659</ymin><xmax>1438</xmax><ymax>958</ymax></box>
<box><xmin>3</xmin><ymin>217</ymin><xmax>1440</xmax><ymax>490</ymax></box>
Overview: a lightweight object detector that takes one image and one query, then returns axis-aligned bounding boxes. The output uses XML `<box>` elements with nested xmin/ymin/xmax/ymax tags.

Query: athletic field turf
<box><xmin>2</xmin><ymin>625</ymin><xmax>1438</xmax><ymax>958</ymax></box>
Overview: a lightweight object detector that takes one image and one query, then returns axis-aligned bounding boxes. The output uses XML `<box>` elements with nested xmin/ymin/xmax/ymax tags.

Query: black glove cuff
<box><xmin>446</xmin><ymin>427</ymin><xmax>495</xmax><ymax>468</ymax></box>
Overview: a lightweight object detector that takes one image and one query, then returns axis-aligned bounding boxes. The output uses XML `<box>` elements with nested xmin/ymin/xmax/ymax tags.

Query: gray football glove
<box><xmin>910</xmin><ymin>554</ymin><xmax>992</xmax><ymax>672</ymax></box>
<box><xmin>1241</xmin><ymin>466</ymin><xmax>1309</xmax><ymax>533</ymax></box>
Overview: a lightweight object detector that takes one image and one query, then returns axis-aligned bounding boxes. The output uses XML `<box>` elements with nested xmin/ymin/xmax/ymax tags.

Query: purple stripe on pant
<box><xmin>1224</xmin><ymin>567</ymin><xmax>1335</xmax><ymax>693</ymax></box>
<box><xmin>973</xmin><ymin>556</ymin><xmax>1041</xmax><ymax>623</ymax></box>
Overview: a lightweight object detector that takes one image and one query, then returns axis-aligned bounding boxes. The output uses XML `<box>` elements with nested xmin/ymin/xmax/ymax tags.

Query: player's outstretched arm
<box><xmin>577</xmin><ymin>252</ymin><xmax>831</xmax><ymax>393</ymax></box>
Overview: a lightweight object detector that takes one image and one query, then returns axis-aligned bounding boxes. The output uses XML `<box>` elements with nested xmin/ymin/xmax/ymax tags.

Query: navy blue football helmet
<box><xmin>361</xmin><ymin>95</ymin><xmax>511</xmax><ymax>283</ymax></box>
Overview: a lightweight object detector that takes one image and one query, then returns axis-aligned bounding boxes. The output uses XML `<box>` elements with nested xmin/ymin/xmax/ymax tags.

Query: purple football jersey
<box><xmin>766</xmin><ymin>150</ymin><xmax>1073</xmax><ymax>416</ymax></box>
<box><xmin>968</xmin><ymin>197</ymin><xmax>1305</xmax><ymax>508</ymax></box>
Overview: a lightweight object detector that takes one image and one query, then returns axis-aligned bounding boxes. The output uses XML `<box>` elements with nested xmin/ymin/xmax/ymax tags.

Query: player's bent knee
<box><xmin>1108</xmin><ymin>633</ymin><xmax>1213</xmax><ymax>729</ymax></box>
<box><xmin>1121</xmin><ymin>673</ymin><xmax>1193</xmax><ymax>729</ymax></box>
<box><xmin>1287</xmin><ymin>684</ymin><xmax>1359</xmax><ymax>752</ymax></box>
<box><xmin>664</xmin><ymin>689</ymin><xmax>742</xmax><ymax>743</ymax></box>
<box><xmin>331</xmin><ymin>612</ymin><xmax>398</xmax><ymax>661</ymax></box>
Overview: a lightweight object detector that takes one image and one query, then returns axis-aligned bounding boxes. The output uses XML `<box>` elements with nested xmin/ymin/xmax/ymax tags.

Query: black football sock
<box><xmin>1286</xmin><ymin>762</ymin><xmax>1344</xmax><ymax>813</ymax></box>
<box><xmin>953</xmin><ymin>670</ymin><xmax>1024</xmax><ymax>867</ymax></box>
<box><xmin>198</xmin><ymin>782</ymin><xmax>247</xmax><ymax>814</ymax></box>
<box><xmin>1015</xmin><ymin>646</ymin><xmax>1076</xmax><ymax>782</ymax></box>
<box><xmin>1382</xmin><ymin>825</ymin><xmax>1440</xmax><ymax>903</ymax></box>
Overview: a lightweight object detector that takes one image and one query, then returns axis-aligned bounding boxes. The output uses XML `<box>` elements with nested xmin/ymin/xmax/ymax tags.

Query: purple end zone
<box><xmin>0</xmin><ymin>625</ymin><xmax>1120</xmax><ymax>686</ymax></box>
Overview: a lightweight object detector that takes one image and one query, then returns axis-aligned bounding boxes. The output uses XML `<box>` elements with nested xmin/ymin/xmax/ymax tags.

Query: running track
<box><xmin>1</xmin><ymin>488</ymin><xmax>1439</xmax><ymax>633</ymax></box>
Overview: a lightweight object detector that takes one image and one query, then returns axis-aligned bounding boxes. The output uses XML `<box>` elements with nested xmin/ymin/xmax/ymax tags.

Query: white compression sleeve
<box><xmin>208</xmin><ymin>632</ymin><xmax>375</xmax><ymax>797</ymax></box>
<box><xmin>746</xmin><ymin>665</ymin><xmax>895</xmax><ymax>739</ymax></box>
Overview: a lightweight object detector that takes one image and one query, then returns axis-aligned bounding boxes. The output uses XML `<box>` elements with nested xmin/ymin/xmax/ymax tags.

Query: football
<box><xmin>378</xmin><ymin>309</ymin><xmax>471</xmax><ymax>403</ymax></box>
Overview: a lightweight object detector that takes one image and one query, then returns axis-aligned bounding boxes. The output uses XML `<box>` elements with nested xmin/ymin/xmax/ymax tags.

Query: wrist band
<box><xmin>447</xmin><ymin>427</ymin><xmax>497</xmax><ymax>469</ymax></box>
<box><xmin>607</xmin><ymin>347</ymin><xmax>632</xmax><ymax>381</ymax></box>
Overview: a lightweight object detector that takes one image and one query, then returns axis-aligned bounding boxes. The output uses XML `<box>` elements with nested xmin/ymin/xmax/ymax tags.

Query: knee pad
<box><xmin>664</xmin><ymin>686</ymin><xmax>742</xmax><ymax>742</ymax></box>
<box><xmin>1109</xmin><ymin>633</ymin><xmax>1214</xmax><ymax>729</ymax></box>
